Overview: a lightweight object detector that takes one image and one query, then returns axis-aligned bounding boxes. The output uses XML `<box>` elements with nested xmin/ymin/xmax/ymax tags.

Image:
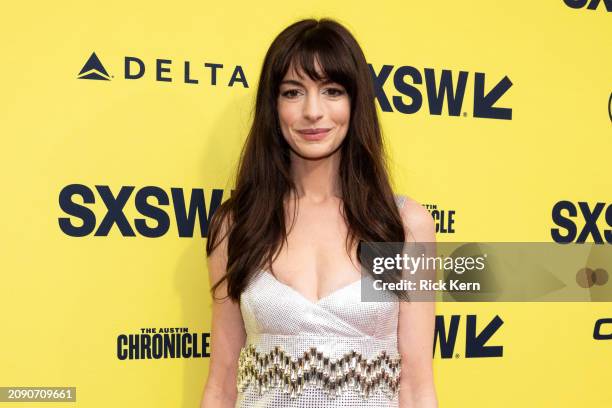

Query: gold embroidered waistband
<box><xmin>237</xmin><ymin>344</ymin><xmax>401</xmax><ymax>400</ymax></box>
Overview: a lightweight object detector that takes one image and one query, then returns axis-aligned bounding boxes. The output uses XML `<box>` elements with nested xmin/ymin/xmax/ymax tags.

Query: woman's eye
<box><xmin>281</xmin><ymin>88</ymin><xmax>345</xmax><ymax>98</ymax></box>
<box><xmin>325</xmin><ymin>88</ymin><xmax>345</xmax><ymax>97</ymax></box>
<box><xmin>282</xmin><ymin>89</ymin><xmax>300</xmax><ymax>98</ymax></box>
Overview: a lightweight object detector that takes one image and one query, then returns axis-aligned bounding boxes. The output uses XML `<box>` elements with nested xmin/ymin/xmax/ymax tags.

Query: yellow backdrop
<box><xmin>1</xmin><ymin>0</ymin><xmax>611</xmax><ymax>407</ymax></box>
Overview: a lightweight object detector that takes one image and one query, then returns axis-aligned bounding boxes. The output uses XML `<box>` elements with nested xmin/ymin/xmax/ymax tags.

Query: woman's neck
<box><xmin>289</xmin><ymin>149</ymin><xmax>342</xmax><ymax>204</ymax></box>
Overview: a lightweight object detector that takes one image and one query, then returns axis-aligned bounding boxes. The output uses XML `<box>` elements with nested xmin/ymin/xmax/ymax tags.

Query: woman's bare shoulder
<box><xmin>395</xmin><ymin>194</ymin><xmax>435</xmax><ymax>242</ymax></box>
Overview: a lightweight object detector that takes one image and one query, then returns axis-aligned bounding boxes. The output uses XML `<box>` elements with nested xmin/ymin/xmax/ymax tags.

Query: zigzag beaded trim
<box><xmin>237</xmin><ymin>344</ymin><xmax>401</xmax><ymax>400</ymax></box>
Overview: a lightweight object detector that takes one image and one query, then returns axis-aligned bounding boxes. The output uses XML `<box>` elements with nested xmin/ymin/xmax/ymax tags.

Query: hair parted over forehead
<box><xmin>206</xmin><ymin>18</ymin><xmax>408</xmax><ymax>302</ymax></box>
<box><xmin>269</xmin><ymin>19</ymin><xmax>369</xmax><ymax>107</ymax></box>
<box><xmin>262</xmin><ymin>18</ymin><xmax>375</xmax><ymax>123</ymax></box>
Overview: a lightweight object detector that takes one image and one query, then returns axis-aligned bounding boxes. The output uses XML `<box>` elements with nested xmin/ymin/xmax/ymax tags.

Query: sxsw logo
<box><xmin>370</xmin><ymin>65</ymin><xmax>512</xmax><ymax>120</ymax></box>
<box><xmin>551</xmin><ymin>201</ymin><xmax>612</xmax><ymax>244</ymax></box>
<box><xmin>58</xmin><ymin>184</ymin><xmax>227</xmax><ymax>238</ymax></box>
<box><xmin>434</xmin><ymin>314</ymin><xmax>504</xmax><ymax>358</ymax></box>
<box><xmin>563</xmin><ymin>0</ymin><xmax>612</xmax><ymax>10</ymax></box>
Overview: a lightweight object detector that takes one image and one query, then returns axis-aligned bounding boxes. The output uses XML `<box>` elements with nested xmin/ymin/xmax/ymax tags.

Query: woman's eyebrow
<box><xmin>280</xmin><ymin>79</ymin><xmax>302</xmax><ymax>86</ymax></box>
<box><xmin>280</xmin><ymin>78</ymin><xmax>336</xmax><ymax>86</ymax></box>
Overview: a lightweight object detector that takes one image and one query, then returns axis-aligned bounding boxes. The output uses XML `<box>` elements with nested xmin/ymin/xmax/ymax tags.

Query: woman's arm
<box><xmin>397</xmin><ymin>196</ymin><xmax>438</xmax><ymax>408</ymax></box>
<box><xmin>200</xmin><ymin>217</ymin><xmax>246</xmax><ymax>408</ymax></box>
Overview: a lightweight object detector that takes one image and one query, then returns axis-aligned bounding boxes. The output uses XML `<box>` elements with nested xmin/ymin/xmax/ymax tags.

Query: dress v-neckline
<box><xmin>258</xmin><ymin>269</ymin><xmax>361</xmax><ymax>306</ymax></box>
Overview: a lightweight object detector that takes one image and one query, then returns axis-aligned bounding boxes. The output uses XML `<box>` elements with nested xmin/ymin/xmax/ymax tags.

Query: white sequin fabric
<box><xmin>235</xmin><ymin>195</ymin><xmax>406</xmax><ymax>407</ymax></box>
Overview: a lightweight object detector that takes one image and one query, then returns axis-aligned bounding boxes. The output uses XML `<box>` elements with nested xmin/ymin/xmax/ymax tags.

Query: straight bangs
<box><xmin>273</xmin><ymin>29</ymin><xmax>358</xmax><ymax>104</ymax></box>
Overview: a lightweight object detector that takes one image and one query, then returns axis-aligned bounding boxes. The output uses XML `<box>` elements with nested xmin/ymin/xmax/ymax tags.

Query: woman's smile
<box><xmin>296</xmin><ymin>127</ymin><xmax>333</xmax><ymax>141</ymax></box>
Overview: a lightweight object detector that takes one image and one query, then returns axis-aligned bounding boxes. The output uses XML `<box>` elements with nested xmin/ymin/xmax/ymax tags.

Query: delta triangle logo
<box><xmin>77</xmin><ymin>52</ymin><xmax>111</xmax><ymax>80</ymax></box>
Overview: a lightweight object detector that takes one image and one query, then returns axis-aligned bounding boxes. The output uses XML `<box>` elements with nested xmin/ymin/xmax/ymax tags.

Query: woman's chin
<box><xmin>294</xmin><ymin>146</ymin><xmax>341</xmax><ymax>160</ymax></box>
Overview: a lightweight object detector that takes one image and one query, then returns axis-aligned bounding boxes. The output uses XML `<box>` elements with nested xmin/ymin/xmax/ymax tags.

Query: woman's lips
<box><xmin>296</xmin><ymin>128</ymin><xmax>332</xmax><ymax>141</ymax></box>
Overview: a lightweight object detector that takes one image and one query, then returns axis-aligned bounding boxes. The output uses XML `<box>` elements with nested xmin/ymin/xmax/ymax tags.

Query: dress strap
<box><xmin>394</xmin><ymin>194</ymin><xmax>407</xmax><ymax>210</ymax></box>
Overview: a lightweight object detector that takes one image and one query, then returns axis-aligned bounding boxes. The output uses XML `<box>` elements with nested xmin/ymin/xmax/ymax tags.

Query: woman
<box><xmin>201</xmin><ymin>18</ymin><xmax>437</xmax><ymax>408</ymax></box>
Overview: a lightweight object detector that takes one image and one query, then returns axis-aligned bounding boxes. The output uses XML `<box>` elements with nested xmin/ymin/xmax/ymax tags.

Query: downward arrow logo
<box><xmin>473</xmin><ymin>73</ymin><xmax>512</xmax><ymax>120</ymax></box>
<box><xmin>466</xmin><ymin>314</ymin><xmax>504</xmax><ymax>357</ymax></box>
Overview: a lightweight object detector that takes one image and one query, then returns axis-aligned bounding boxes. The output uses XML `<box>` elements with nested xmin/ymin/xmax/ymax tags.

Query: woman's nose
<box><xmin>302</xmin><ymin>93</ymin><xmax>324</xmax><ymax>121</ymax></box>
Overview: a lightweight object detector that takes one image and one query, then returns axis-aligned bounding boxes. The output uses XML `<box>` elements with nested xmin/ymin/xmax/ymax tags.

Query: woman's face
<box><xmin>277</xmin><ymin>59</ymin><xmax>350</xmax><ymax>160</ymax></box>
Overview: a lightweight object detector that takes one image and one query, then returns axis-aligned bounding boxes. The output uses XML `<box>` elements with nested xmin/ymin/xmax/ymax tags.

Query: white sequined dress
<box><xmin>235</xmin><ymin>195</ymin><xmax>406</xmax><ymax>407</ymax></box>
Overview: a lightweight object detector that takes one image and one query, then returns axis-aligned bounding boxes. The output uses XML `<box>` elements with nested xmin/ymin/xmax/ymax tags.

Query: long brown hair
<box><xmin>206</xmin><ymin>18</ymin><xmax>406</xmax><ymax>301</ymax></box>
